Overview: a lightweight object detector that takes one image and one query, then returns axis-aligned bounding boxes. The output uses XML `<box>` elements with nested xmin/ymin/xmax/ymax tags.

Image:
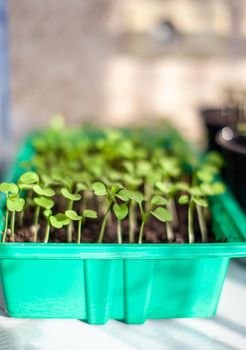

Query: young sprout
<box><xmin>7</xmin><ymin>194</ymin><xmax>25</xmax><ymax>242</ymax></box>
<box><xmin>92</xmin><ymin>182</ymin><xmax>126</xmax><ymax>243</ymax></box>
<box><xmin>155</xmin><ymin>181</ymin><xmax>179</xmax><ymax>233</ymax></box>
<box><xmin>17</xmin><ymin>172</ymin><xmax>40</xmax><ymax>226</ymax></box>
<box><xmin>43</xmin><ymin>209</ymin><xmax>52</xmax><ymax>243</ymax></box>
<box><xmin>33</xmin><ymin>194</ymin><xmax>55</xmax><ymax>242</ymax></box>
<box><xmin>18</xmin><ymin>172</ymin><xmax>40</xmax><ymax>190</ymax></box>
<box><xmin>50</xmin><ymin>213</ymin><xmax>70</xmax><ymax>238</ymax></box>
<box><xmin>188</xmin><ymin>158</ymin><xmax>226</xmax><ymax>243</ymax></box>
<box><xmin>75</xmin><ymin>182</ymin><xmax>88</xmax><ymax>211</ymax></box>
<box><xmin>155</xmin><ymin>157</ymin><xmax>182</xmax><ymax>229</ymax></box>
<box><xmin>0</xmin><ymin>182</ymin><xmax>24</xmax><ymax>242</ymax></box>
<box><xmin>65</xmin><ymin>209</ymin><xmax>97</xmax><ymax>243</ymax></box>
<box><xmin>178</xmin><ymin>186</ymin><xmax>209</xmax><ymax>244</ymax></box>
<box><xmin>113</xmin><ymin>203</ymin><xmax>128</xmax><ymax>243</ymax></box>
<box><xmin>61</xmin><ymin>188</ymin><xmax>81</xmax><ymax>210</ymax></box>
<box><xmin>121</xmin><ymin>161</ymin><xmax>144</xmax><ymax>243</ymax></box>
<box><xmin>61</xmin><ymin>188</ymin><xmax>81</xmax><ymax>243</ymax></box>
<box><xmin>120</xmin><ymin>190</ymin><xmax>143</xmax><ymax>243</ymax></box>
<box><xmin>178</xmin><ymin>193</ymin><xmax>194</xmax><ymax>243</ymax></box>
<box><xmin>138</xmin><ymin>194</ymin><xmax>172</xmax><ymax>243</ymax></box>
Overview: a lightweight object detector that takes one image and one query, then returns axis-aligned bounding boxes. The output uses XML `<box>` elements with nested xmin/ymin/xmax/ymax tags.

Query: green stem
<box><xmin>188</xmin><ymin>203</ymin><xmax>195</xmax><ymax>244</ymax></box>
<box><xmin>44</xmin><ymin>222</ymin><xmax>50</xmax><ymax>243</ymax></box>
<box><xmin>80</xmin><ymin>192</ymin><xmax>87</xmax><ymax>212</ymax></box>
<box><xmin>138</xmin><ymin>218</ymin><xmax>146</xmax><ymax>244</ymax></box>
<box><xmin>68</xmin><ymin>200</ymin><xmax>73</xmax><ymax>210</ymax></box>
<box><xmin>168</xmin><ymin>198</ymin><xmax>179</xmax><ymax>228</ymax></box>
<box><xmin>98</xmin><ymin>196</ymin><xmax>107</xmax><ymax>217</ymax></box>
<box><xmin>10</xmin><ymin>211</ymin><xmax>16</xmax><ymax>241</ymax></box>
<box><xmin>67</xmin><ymin>223</ymin><xmax>73</xmax><ymax>243</ymax></box>
<box><xmin>166</xmin><ymin>221</ymin><xmax>174</xmax><ymax>241</ymax></box>
<box><xmin>33</xmin><ymin>205</ymin><xmax>40</xmax><ymax>242</ymax></box>
<box><xmin>129</xmin><ymin>200</ymin><xmax>136</xmax><ymax>243</ymax></box>
<box><xmin>67</xmin><ymin>200</ymin><xmax>74</xmax><ymax>243</ymax></box>
<box><xmin>77</xmin><ymin>218</ymin><xmax>84</xmax><ymax>243</ymax></box>
<box><xmin>144</xmin><ymin>182</ymin><xmax>152</xmax><ymax>210</ymax></box>
<box><xmin>196</xmin><ymin>204</ymin><xmax>208</xmax><ymax>243</ymax></box>
<box><xmin>98</xmin><ymin>201</ymin><xmax>112</xmax><ymax>243</ymax></box>
<box><xmin>2</xmin><ymin>210</ymin><xmax>9</xmax><ymax>242</ymax></box>
<box><xmin>117</xmin><ymin>219</ymin><xmax>122</xmax><ymax>244</ymax></box>
<box><xmin>19</xmin><ymin>210</ymin><xmax>24</xmax><ymax>227</ymax></box>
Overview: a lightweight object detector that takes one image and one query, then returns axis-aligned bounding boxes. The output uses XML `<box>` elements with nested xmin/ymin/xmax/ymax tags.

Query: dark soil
<box><xmin>5</xmin><ymin>201</ymin><xmax>217</xmax><ymax>244</ymax></box>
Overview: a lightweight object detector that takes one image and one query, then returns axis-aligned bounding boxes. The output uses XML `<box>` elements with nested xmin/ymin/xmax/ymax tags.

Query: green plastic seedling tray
<box><xmin>0</xmin><ymin>135</ymin><xmax>246</xmax><ymax>324</ymax></box>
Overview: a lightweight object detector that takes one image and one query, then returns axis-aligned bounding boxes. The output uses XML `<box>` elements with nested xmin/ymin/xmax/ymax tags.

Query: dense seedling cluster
<box><xmin>0</xmin><ymin>121</ymin><xmax>225</xmax><ymax>243</ymax></box>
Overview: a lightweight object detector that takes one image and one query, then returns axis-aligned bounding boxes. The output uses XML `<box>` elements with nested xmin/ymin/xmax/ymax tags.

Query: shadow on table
<box><xmin>228</xmin><ymin>259</ymin><xmax>246</xmax><ymax>286</ymax></box>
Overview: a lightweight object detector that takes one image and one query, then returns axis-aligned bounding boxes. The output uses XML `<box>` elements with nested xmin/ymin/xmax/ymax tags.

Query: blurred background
<box><xmin>0</xmin><ymin>2</ymin><xmax>246</xmax><ymax>349</ymax></box>
<box><xmin>2</xmin><ymin>0</ymin><xmax>246</xmax><ymax>148</ymax></box>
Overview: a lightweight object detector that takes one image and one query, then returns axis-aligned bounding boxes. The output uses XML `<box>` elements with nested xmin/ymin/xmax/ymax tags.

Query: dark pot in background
<box><xmin>200</xmin><ymin>107</ymin><xmax>239</xmax><ymax>151</ymax></box>
<box><xmin>217</xmin><ymin>127</ymin><xmax>246</xmax><ymax>212</ymax></box>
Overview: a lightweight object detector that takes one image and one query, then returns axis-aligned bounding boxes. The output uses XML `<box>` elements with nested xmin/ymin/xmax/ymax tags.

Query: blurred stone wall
<box><xmin>8</xmin><ymin>0</ymin><xmax>246</xmax><ymax>145</ymax></box>
<box><xmin>9</xmin><ymin>0</ymin><xmax>120</xmax><ymax>134</ymax></box>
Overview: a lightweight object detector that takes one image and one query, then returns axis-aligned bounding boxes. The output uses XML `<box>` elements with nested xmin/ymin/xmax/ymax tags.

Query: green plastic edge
<box><xmin>0</xmin><ymin>133</ymin><xmax>245</xmax><ymax>260</ymax></box>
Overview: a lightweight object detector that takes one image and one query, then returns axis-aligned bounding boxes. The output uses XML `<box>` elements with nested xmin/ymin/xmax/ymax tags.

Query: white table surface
<box><xmin>0</xmin><ymin>259</ymin><xmax>245</xmax><ymax>350</ymax></box>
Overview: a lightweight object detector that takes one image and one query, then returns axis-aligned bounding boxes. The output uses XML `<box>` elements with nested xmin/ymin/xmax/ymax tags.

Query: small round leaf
<box><xmin>92</xmin><ymin>182</ymin><xmax>107</xmax><ymax>196</ymax></box>
<box><xmin>128</xmin><ymin>191</ymin><xmax>144</xmax><ymax>204</ymax></box>
<box><xmin>50</xmin><ymin>213</ymin><xmax>70</xmax><ymax>229</ymax></box>
<box><xmin>113</xmin><ymin>204</ymin><xmax>128</xmax><ymax>220</ymax></box>
<box><xmin>76</xmin><ymin>183</ymin><xmax>87</xmax><ymax>192</ymax></box>
<box><xmin>61</xmin><ymin>188</ymin><xmax>81</xmax><ymax>201</ymax></box>
<box><xmin>34</xmin><ymin>196</ymin><xmax>54</xmax><ymax>209</ymax></box>
<box><xmin>193</xmin><ymin>197</ymin><xmax>208</xmax><ymax>207</ymax></box>
<box><xmin>19</xmin><ymin>172</ymin><xmax>39</xmax><ymax>185</ymax></box>
<box><xmin>151</xmin><ymin>207</ymin><xmax>173</xmax><ymax>222</ymax></box>
<box><xmin>150</xmin><ymin>195</ymin><xmax>168</xmax><ymax>206</ymax></box>
<box><xmin>116</xmin><ymin>189</ymin><xmax>131</xmax><ymax>201</ymax></box>
<box><xmin>65</xmin><ymin>210</ymin><xmax>81</xmax><ymax>221</ymax></box>
<box><xmin>33</xmin><ymin>185</ymin><xmax>55</xmax><ymax>197</ymax></box>
<box><xmin>7</xmin><ymin>197</ymin><xmax>25</xmax><ymax>212</ymax></box>
<box><xmin>83</xmin><ymin>209</ymin><xmax>97</xmax><ymax>219</ymax></box>
<box><xmin>178</xmin><ymin>195</ymin><xmax>189</xmax><ymax>205</ymax></box>
<box><xmin>44</xmin><ymin>209</ymin><xmax>52</xmax><ymax>218</ymax></box>
<box><xmin>0</xmin><ymin>182</ymin><xmax>18</xmax><ymax>194</ymax></box>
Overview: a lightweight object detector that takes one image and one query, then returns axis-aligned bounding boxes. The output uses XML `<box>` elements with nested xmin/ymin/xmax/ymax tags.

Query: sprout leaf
<box><xmin>83</xmin><ymin>209</ymin><xmax>97</xmax><ymax>219</ymax></box>
<box><xmin>92</xmin><ymin>182</ymin><xmax>107</xmax><ymax>196</ymax></box>
<box><xmin>34</xmin><ymin>196</ymin><xmax>54</xmax><ymax>209</ymax></box>
<box><xmin>151</xmin><ymin>207</ymin><xmax>173</xmax><ymax>222</ymax></box>
<box><xmin>113</xmin><ymin>203</ymin><xmax>128</xmax><ymax>220</ymax></box>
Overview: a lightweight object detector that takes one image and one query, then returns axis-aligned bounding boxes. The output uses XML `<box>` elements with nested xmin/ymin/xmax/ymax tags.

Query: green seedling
<box><xmin>155</xmin><ymin>155</ymin><xmax>182</xmax><ymax>227</ymax></box>
<box><xmin>50</xmin><ymin>213</ymin><xmax>70</xmax><ymax>232</ymax></box>
<box><xmin>18</xmin><ymin>172</ymin><xmax>40</xmax><ymax>190</ymax></box>
<box><xmin>61</xmin><ymin>188</ymin><xmax>81</xmax><ymax>243</ymax></box>
<box><xmin>33</xmin><ymin>196</ymin><xmax>54</xmax><ymax>242</ymax></box>
<box><xmin>92</xmin><ymin>182</ymin><xmax>127</xmax><ymax>243</ymax></box>
<box><xmin>66</xmin><ymin>209</ymin><xmax>97</xmax><ymax>243</ymax></box>
<box><xmin>61</xmin><ymin>188</ymin><xmax>81</xmax><ymax>209</ymax></box>
<box><xmin>155</xmin><ymin>181</ymin><xmax>180</xmax><ymax>230</ymax></box>
<box><xmin>0</xmin><ymin>182</ymin><xmax>20</xmax><ymax>242</ymax></box>
<box><xmin>17</xmin><ymin>172</ymin><xmax>40</xmax><ymax>226</ymax></box>
<box><xmin>43</xmin><ymin>209</ymin><xmax>52</xmax><ymax>243</ymax></box>
<box><xmin>0</xmin><ymin>182</ymin><xmax>24</xmax><ymax>242</ymax></box>
<box><xmin>138</xmin><ymin>195</ymin><xmax>172</xmax><ymax>243</ymax></box>
<box><xmin>113</xmin><ymin>203</ymin><xmax>128</xmax><ymax>243</ymax></box>
<box><xmin>7</xmin><ymin>194</ymin><xmax>25</xmax><ymax>241</ymax></box>
<box><xmin>179</xmin><ymin>191</ymin><xmax>206</xmax><ymax>244</ymax></box>
<box><xmin>121</xmin><ymin>164</ymin><xmax>143</xmax><ymax>243</ymax></box>
<box><xmin>122</xmin><ymin>190</ymin><xmax>144</xmax><ymax>243</ymax></box>
<box><xmin>121</xmin><ymin>189</ymin><xmax>143</xmax><ymax>243</ymax></box>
